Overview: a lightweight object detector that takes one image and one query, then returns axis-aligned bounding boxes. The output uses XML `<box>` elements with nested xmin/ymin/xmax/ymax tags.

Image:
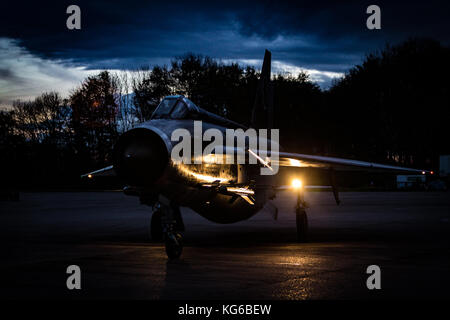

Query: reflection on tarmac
<box><xmin>1</xmin><ymin>191</ymin><xmax>450</xmax><ymax>299</ymax></box>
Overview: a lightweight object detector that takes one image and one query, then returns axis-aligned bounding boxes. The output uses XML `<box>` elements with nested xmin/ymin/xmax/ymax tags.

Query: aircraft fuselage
<box><xmin>114</xmin><ymin>119</ymin><xmax>277</xmax><ymax>223</ymax></box>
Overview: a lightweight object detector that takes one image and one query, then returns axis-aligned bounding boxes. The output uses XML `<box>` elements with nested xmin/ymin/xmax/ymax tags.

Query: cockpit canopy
<box><xmin>151</xmin><ymin>95</ymin><xmax>246</xmax><ymax>129</ymax></box>
<box><xmin>151</xmin><ymin>96</ymin><xmax>195</xmax><ymax>120</ymax></box>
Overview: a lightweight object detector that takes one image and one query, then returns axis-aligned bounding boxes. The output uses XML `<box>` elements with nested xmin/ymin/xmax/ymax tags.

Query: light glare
<box><xmin>292</xmin><ymin>178</ymin><xmax>302</xmax><ymax>189</ymax></box>
<box><xmin>289</xmin><ymin>158</ymin><xmax>302</xmax><ymax>167</ymax></box>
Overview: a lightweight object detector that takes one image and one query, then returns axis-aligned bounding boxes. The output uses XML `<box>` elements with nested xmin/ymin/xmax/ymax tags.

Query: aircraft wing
<box><xmin>275</xmin><ymin>152</ymin><xmax>430</xmax><ymax>174</ymax></box>
<box><xmin>81</xmin><ymin>165</ymin><xmax>115</xmax><ymax>179</ymax></box>
<box><xmin>264</xmin><ymin>152</ymin><xmax>431</xmax><ymax>206</ymax></box>
<box><xmin>268</xmin><ymin>152</ymin><xmax>431</xmax><ymax>174</ymax></box>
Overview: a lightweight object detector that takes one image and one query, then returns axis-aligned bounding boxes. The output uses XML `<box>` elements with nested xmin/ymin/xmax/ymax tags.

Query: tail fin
<box><xmin>251</xmin><ymin>49</ymin><xmax>273</xmax><ymax>129</ymax></box>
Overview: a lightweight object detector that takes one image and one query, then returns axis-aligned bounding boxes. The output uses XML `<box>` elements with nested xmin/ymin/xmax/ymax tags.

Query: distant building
<box><xmin>396</xmin><ymin>175</ymin><xmax>426</xmax><ymax>189</ymax></box>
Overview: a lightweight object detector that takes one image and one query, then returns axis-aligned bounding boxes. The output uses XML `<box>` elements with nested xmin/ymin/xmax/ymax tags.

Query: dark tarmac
<box><xmin>1</xmin><ymin>191</ymin><xmax>450</xmax><ymax>299</ymax></box>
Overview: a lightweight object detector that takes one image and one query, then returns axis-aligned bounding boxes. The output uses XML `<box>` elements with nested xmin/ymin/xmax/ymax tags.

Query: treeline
<box><xmin>0</xmin><ymin>38</ymin><xmax>449</xmax><ymax>188</ymax></box>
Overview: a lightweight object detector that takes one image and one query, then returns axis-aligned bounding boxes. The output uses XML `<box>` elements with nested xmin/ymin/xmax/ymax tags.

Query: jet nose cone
<box><xmin>114</xmin><ymin>129</ymin><xmax>168</xmax><ymax>186</ymax></box>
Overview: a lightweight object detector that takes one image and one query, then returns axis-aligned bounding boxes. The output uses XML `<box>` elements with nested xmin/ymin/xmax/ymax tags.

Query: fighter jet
<box><xmin>83</xmin><ymin>50</ymin><xmax>431</xmax><ymax>259</ymax></box>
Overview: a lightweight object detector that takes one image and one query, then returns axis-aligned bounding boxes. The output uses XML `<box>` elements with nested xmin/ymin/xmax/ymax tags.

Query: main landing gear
<box><xmin>150</xmin><ymin>195</ymin><xmax>185</xmax><ymax>260</ymax></box>
<box><xmin>295</xmin><ymin>187</ymin><xmax>308</xmax><ymax>242</ymax></box>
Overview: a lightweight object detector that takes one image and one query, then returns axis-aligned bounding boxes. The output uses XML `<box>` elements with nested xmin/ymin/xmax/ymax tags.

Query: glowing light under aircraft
<box><xmin>177</xmin><ymin>164</ymin><xmax>229</xmax><ymax>183</ymax></box>
<box><xmin>289</xmin><ymin>158</ymin><xmax>302</xmax><ymax>167</ymax></box>
<box><xmin>277</xmin><ymin>158</ymin><xmax>321</xmax><ymax>168</ymax></box>
<box><xmin>292</xmin><ymin>178</ymin><xmax>302</xmax><ymax>189</ymax></box>
<box><xmin>194</xmin><ymin>153</ymin><xmax>231</xmax><ymax>164</ymax></box>
<box><xmin>226</xmin><ymin>187</ymin><xmax>255</xmax><ymax>195</ymax></box>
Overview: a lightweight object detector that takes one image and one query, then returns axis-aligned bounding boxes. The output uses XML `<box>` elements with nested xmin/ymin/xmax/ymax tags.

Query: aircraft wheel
<box><xmin>165</xmin><ymin>232</ymin><xmax>183</xmax><ymax>260</ymax></box>
<box><xmin>150</xmin><ymin>210</ymin><xmax>163</xmax><ymax>241</ymax></box>
<box><xmin>296</xmin><ymin>208</ymin><xmax>308</xmax><ymax>242</ymax></box>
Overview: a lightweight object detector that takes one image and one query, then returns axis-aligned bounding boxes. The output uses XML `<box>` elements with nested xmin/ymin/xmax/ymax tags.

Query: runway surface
<box><xmin>1</xmin><ymin>191</ymin><xmax>450</xmax><ymax>299</ymax></box>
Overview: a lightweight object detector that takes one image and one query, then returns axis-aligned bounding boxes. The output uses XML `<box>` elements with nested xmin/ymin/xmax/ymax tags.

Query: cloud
<box><xmin>1</xmin><ymin>1</ymin><xmax>449</xmax><ymax>73</ymax></box>
<box><xmin>0</xmin><ymin>34</ymin><xmax>340</xmax><ymax>110</ymax></box>
<box><xmin>0</xmin><ymin>31</ymin><xmax>345</xmax><ymax>110</ymax></box>
<box><xmin>1</xmin><ymin>1</ymin><xmax>448</xmax><ymax>110</ymax></box>
<box><xmin>0</xmin><ymin>1</ymin><xmax>387</xmax><ymax>71</ymax></box>
<box><xmin>272</xmin><ymin>61</ymin><xmax>343</xmax><ymax>86</ymax></box>
<box><xmin>222</xmin><ymin>58</ymin><xmax>343</xmax><ymax>88</ymax></box>
<box><xmin>0</xmin><ymin>38</ymin><xmax>101</xmax><ymax>109</ymax></box>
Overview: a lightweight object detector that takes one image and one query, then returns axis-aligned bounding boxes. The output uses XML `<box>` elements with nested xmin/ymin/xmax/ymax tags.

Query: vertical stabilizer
<box><xmin>251</xmin><ymin>49</ymin><xmax>274</xmax><ymax>129</ymax></box>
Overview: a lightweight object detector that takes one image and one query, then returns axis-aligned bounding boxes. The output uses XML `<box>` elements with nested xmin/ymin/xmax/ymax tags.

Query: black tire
<box><xmin>150</xmin><ymin>210</ymin><xmax>163</xmax><ymax>241</ymax></box>
<box><xmin>165</xmin><ymin>232</ymin><xmax>183</xmax><ymax>260</ymax></box>
<box><xmin>296</xmin><ymin>208</ymin><xmax>308</xmax><ymax>242</ymax></box>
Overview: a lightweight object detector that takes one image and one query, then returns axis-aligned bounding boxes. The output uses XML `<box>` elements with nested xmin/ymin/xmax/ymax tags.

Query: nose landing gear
<box><xmin>165</xmin><ymin>230</ymin><xmax>183</xmax><ymax>260</ymax></box>
<box><xmin>295</xmin><ymin>187</ymin><xmax>308</xmax><ymax>242</ymax></box>
<box><xmin>150</xmin><ymin>195</ymin><xmax>185</xmax><ymax>259</ymax></box>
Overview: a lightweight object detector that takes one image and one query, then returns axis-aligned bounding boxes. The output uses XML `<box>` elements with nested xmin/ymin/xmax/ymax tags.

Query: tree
<box><xmin>70</xmin><ymin>71</ymin><xmax>118</xmax><ymax>168</ymax></box>
<box><xmin>113</xmin><ymin>71</ymin><xmax>139</xmax><ymax>133</ymax></box>
<box><xmin>328</xmin><ymin>38</ymin><xmax>450</xmax><ymax>168</ymax></box>
<box><xmin>11</xmin><ymin>92</ymin><xmax>68</xmax><ymax>144</ymax></box>
<box><xmin>170</xmin><ymin>54</ymin><xmax>260</xmax><ymax>123</ymax></box>
<box><xmin>272</xmin><ymin>73</ymin><xmax>323</xmax><ymax>153</ymax></box>
<box><xmin>132</xmin><ymin>66</ymin><xmax>174</xmax><ymax>121</ymax></box>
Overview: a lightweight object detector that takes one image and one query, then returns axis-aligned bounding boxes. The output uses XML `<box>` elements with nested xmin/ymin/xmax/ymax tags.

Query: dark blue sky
<box><xmin>1</xmin><ymin>0</ymin><xmax>449</xmax><ymax>106</ymax></box>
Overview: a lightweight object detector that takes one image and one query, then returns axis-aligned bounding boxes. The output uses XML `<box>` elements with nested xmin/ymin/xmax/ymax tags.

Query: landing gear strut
<box><xmin>152</xmin><ymin>195</ymin><xmax>184</xmax><ymax>259</ymax></box>
<box><xmin>164</xmin><ymin>228</ymin><xmax>183</xmax><ymax>260</ymax></box>
<box><xmin>295</xmin><ymin>187</ymin><xmax>308</xmax><ymax>242</ymax></box>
